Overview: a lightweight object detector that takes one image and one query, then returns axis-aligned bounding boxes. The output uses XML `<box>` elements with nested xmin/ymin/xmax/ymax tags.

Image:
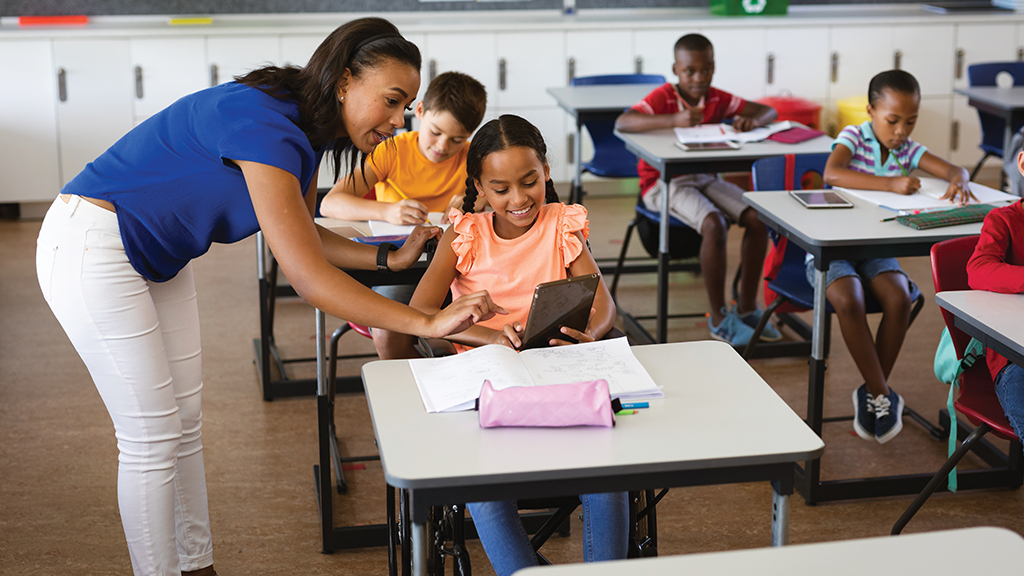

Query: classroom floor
<box><xmin>3</xmin><ymin>179</ymin><xmax>1023</xmax><ymax>575</ymax></box>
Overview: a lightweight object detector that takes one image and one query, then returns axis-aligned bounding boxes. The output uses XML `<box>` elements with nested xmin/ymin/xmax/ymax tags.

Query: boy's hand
<box><xmin>385</xmin><ymin>198</ymin><xmax>429</xmax><ymax>225</ymax></box>
<box><xmin>889</xmin><ymin>176</ymin><xmax>921</xmax><ymax>195</ymax></box>
<box><xmin>673</xmin><ymin>107</ymin><xmax>704</xmax><ymax>128</ymax></box>
<box><xmin>731</xmin><ymin>116</ymin><xmax>759</xmax><ymax>132</ymax></box>
<box><xmin>941</xmin><ymin>176</ymin><xmax>976</xmax><ymax>205</ymax></box>
<box><xmin>388</xmin><ymin>225</ymin><xmax>441</xmax><ymax>270</ymax></box>
<box><xmin>426</xmin><ymin>291</ymin><xmax>508</xmax><ymax>338</ymax></box>
<box><xmin>440</xmin><ymin>194</ymin><xmax>465</xmax><ymax>224</ymax></box>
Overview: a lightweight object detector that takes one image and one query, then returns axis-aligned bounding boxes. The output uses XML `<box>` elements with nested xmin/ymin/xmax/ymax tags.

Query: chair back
<box><xmin>967</xmin><ymin>62</ymin><xmax>1024</xmax><ymax>155</ymax></box>
<box><xmin>570</xmin><ymin>74</ymin><xmax>666</xmax><ymax>178</ymax></box>
<box><xmin>930</xmin><ymin>235</ymin><xmax>1018</xmax><ymax>440</ymax></box>
<box><xmin>751</xmin><ymin>153</ymin><xmax>831</xmax><ymax>192</ymax></box>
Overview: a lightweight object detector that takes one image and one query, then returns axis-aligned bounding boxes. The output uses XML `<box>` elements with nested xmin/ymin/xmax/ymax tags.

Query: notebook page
<box><xmin>838</xmin><ymin>179</ymin><xmax>1017</xmax><ymax>211</ymax></box>
<box><xmin>408</xmin><ymin>344</ymin><xmax>536</xmax><ymax>413</ymax></box>
<box><xmin>369</xmin><ymin>212</ymin><xmax>449</xmax><ymax>236</ymax></box>
<box><xmin>518</xmin><ymin>338</ymin><xmax>663</xmax><ymax>400</ymax></box>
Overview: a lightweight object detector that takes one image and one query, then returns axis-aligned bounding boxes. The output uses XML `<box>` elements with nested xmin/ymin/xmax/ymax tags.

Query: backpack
<box><xmin>933</xmin><ymin>327</ymin><xmax>986</xmax><ymax>492</ymax></box>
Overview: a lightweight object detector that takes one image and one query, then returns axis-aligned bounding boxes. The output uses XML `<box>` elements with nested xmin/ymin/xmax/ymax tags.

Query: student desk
<box><xmin>512</xmin><ymin>526</ymin><xmax>1024</xmax><ymax>575</ymax></box>
<box><xmin>613</xmin><ymin>130</ymin><xmax>833</xmax><ymax>344</ymax></box>
<box><xmin>742</xmin><ymin>190</ymin><xmax>1005</xmax><ymax>504</ymax></box>
<box><xmin>936</xmin><ymin>290</ymin><xmax>1024</xmax><ymax>368</ymax></box>
<box><xmin>546</xmin><ymin>83</ymin><xmax>662</xmax><ymax>204</ymax></box>
<box><xmin>362</xmin><ymin>340</ymin><xmax>824</xmax><ymax>576</ymax></box>
<box><xmin>954</xmin><ymin>85</ymin><xmax>1024</xmax><ymax>160</ymax></box>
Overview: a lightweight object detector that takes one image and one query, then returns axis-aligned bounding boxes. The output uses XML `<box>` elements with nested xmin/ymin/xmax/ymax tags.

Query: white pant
<box><xmin>36</xmin><ymin>196</ymin><xmax>213</xmax><ymax>575</ymax></box>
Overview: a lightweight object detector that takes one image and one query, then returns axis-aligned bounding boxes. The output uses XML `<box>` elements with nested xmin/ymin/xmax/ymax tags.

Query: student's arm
<box><xmin>319</xmin><ymin>163</ymin><xmax>429</xmax><ymax>225</ymax></box>
<box><xmin>731</xmin><ymin>101</ymin><xmax>777</xmax><ymax>132</ymax></box>
<box><xmin>614</xmin><ymin>108</ymin><xmax>704</xmax><ymax>133</ymax></box>
<box><xmin>549</xmin><ymin>232</ymin><xmax>616</xmax><ymax>346</ymax></box>
<box><xmin>823</xmin><ymin>143</ymin><xmax>921</xmax><ymax>194</ymax></box>
<box><xmin>239</xmin><ymin>159</ymin><xmax>504</xmax><ymax>339</ymax></box>
<box><xmin>967</xmin><ymin>209</ymin><xmax>1024</xmax><ymax>294</ymax></box>
<box><xmin>410</xmin><ymin>226</ymin><xmax>523</xmax><ymax>349</ymax></box>
<box><xmin>917</xmin><ymin>151</ymin><xmax>976</xmax><ymax>205</ymax></box>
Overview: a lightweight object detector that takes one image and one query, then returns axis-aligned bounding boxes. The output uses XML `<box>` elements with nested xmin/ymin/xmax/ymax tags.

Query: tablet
<box><xmin>789</xmin><ymin>190</ymin><xmax>854</xmax><ymax>209</ymax></box>
<box><xmin>674</xmin><ymin>141</ymin><xmax>740</xmax><ymax>152</ymax></box>
<box><xmin>520</xmin><ymin>274</ymin><xmax>601</xmax><ymax>350</ymax></box>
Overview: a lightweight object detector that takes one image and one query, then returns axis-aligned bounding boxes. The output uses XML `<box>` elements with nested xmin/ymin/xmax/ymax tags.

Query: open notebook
<box><xmin>408</xmin><ymin>337</ymin><xmax>664</xmax><ymax>413</ymax></box>
<box><xmin>369</xmin><ymin>212</ymin><xmax>450</xmax><ymax>236</ymax></box>
<box><xmin>836</xmin><ymin>178</ymin><xmax>1017</xmax><ymax>211</ymax></box>
<box><xmin>674</xmin><ymin>121</ymin><xmax>793</xmax><ymax>145</ymax></box>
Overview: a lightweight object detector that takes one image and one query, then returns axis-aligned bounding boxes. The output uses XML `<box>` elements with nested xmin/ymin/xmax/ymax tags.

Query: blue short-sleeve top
<box><xmin>63</xmin><ymin>82</ymin><xmax>327</xmax><ymax>282</ymax></box>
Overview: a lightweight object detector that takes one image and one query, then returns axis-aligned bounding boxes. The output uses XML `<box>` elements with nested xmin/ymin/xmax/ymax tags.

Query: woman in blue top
<box><xmin>35</xmin><ymin>18</ymin><xmax>503</xmax><ymax>576</ymax></box>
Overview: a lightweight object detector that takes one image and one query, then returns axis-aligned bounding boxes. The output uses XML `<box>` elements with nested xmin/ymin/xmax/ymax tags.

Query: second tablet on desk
<box><xmin>789</xmin><ymin>190</ymin><xmax>854</xmax><ymax>209</ymax></box>
<box><xmin>521</xmin><ymin>274</ymin><xmax>600</xmax><ymax>350</ymax></box>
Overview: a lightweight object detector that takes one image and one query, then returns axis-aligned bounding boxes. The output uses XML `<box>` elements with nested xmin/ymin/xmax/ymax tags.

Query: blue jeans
<box><xmin>995</xmin><ymin>362</ymin><xmax>1024</xmax><ymax>454</ymax></box>
<box><xmin>467</xmin><ymin>492</ymin><xmax>629</xmax><ymax>576</ymax></box>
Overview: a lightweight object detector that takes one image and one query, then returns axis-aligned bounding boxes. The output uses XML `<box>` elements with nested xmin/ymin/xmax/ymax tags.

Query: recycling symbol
<box><xmin>742</xmin><ymin>0</ymin><xmax>767</xmax><ymax>13</ymax></box>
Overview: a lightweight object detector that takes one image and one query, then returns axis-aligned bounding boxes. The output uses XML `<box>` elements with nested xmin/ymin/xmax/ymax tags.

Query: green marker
<box><xmin>616</xmin><ymin>409</ymin><xmax>638</xmax><ymax>416</ymax></box>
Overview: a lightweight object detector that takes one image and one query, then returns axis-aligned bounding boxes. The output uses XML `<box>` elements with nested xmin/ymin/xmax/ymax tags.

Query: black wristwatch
<box><xmin>377</xmin><ymin>242</ymin><xmax>398</xmax><ymax>273</ymax></box>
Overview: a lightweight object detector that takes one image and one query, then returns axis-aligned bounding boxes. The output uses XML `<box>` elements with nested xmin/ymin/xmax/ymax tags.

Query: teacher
<box><xmin>35</xmin><ymin>17</ymin><xmax>502</xmax><ymax>576</ymax></box>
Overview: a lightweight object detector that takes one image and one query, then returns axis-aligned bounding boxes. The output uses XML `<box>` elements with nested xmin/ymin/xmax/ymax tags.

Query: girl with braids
<box><xmin>35</xmin><ymin>17</ymin><xmax>504</xmax><ymax>576</ymax></box>
<box><xmin>408</xmin><ymin>115</ymin><xmax>626</xmax><ymax>575</ymax></box>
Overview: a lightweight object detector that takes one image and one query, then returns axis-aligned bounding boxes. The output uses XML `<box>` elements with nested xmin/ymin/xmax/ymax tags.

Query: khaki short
<box><xmin>642</xmin><ymin>173</ymin><xmax>749</xmax><ymax>234</ymax></box>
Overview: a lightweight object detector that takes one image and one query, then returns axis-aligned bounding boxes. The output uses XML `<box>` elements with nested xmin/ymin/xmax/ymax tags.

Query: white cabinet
<box><xmin>206</xmin><ymin>35</ymin><xmax>282</xmax><ymax>86</ymax></box>
<box><xmin>53</xmin><ymin>39</ymin><xmax>135</xmax><ymax>187</ymax></box>
<box><xmin>899</xmin><ymin>25</ymin><xmax>955</xmax><ymax>97</ymax></box>
<box><xmin>280</xmin><ymin>34</ymin><xmax>323</xmax><ymax>67</ymax></box>
<box><xmin>633</xmin><ymin>28</ymin><xmax>686</xmax><ymax>82</ymax></box>
<box><xmin>501</xmin><ymin>106</ymin><xmax>570</xmax><ymax>184</ymax></box>
<box><xmin>701</xmin><ymin>27</ymin><xmax>767</xmax><ymax>99</ymax></box>
<box><xmin>954</xmin><ymin>23</ymin><xmax>1017</xmax><ymax>89</ymax></box>
<box><xmin>914</xmin><ymin>96</ymin><xmax>953</xmax><ymax>160</ymax></box>
<box><xmin>830</xmin><ymin>26</ymin><xmax>895</xmax><ymax>103</ymax></box>
<box><xmin>566</xmin><ymin>30</ymin><xmax>635</xmax><ymax>82</ymax></box>
<box><xmin>0</xmin><ymin>40</ymin><xmax>60</xmax><ymax>202</ymax></box>
<box><xmin>130</xmin><ymin>37</ymin><xmax>207</xmax><ymax>122</ymax></box>
<box><xmin>496</xmin><ymin>31</ymin><xmax>564</xmax><ymax>108</ymax></box>
<box><xmin>764</xmin><ymin>27</ymin><xmax>830</xmax><ymax>102</ymax></box>
<box><xmin>423</xmin><ymin>32</ymin><xmax>499</xmax><ymax>109</ymax></box>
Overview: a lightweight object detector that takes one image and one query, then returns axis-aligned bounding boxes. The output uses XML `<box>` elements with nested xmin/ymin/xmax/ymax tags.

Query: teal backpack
<box><xmin>933</xmin><ymin>327</ymin><xmax>986</xmax><ymax>492</ymax></box>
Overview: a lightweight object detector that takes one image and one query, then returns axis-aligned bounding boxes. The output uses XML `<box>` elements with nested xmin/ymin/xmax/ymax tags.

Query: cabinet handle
<box><xmin>57</xmin><ymin>67</ymin><xmax>67</xmax><ymax>103</ymax></box>
<box><xmin>567</xmin><ymin>57</ymin><xmax>576</xmax><ymax>85</ymax></box>
<box><xmin>893</xmin><ymin>50</ymin><xmax>902</xmax><ymax>70</ymax></box>
<box><xmin>830</xmin><ymin>52</ymin><xmax>838</xmax><ymax>83</ymax></box>
<box><xmin>1018</xmin><ymin>47</ymin><xmax>1023</xmax><ymax>61</ymax></box>
<box><xmin>498</xmin><ymin>58</ymin><xmax>506</xmax><ymax>91</ymax></box>
<box><xmin>566</xmin><ymin>133</ymin><xmax>575</xmax><ymax>164</ymax></box>
<box><xmin>766</xmin><ymin>53</ymin><xmax>774</xmax><ymax>85</ymax></box>
<box><xmin>955</xmin><ymin>48</ymin><xmax>964</xmax><ymax>80</ymax></box>
<box><xmin>635</xmin><ymin>56</ymin><xmax>643</xmax><ymax>74</ymax></box>
<box><xmin>135</xmin><ymin>65</ymin><xmax>144</xmax><ymax>99</ymax></box>
<box><xmin>429</xmin><ymin>59</ymin><xmax>437</xmax><ymax>83</ymax></box>
<box><xmin>951</xmin><ymin>120</ymin><xmax>960</xmax><ymax>151</ymax></box>
<box><xmin>210</xmin><ymin>64</ymin><xmax>219</xmax><ymax>87</ymax></box>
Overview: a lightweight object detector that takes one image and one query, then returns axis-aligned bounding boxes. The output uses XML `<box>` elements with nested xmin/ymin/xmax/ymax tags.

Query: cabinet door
<box><xmin>501</xmin><ymin>106</ymin><xmax>569</xmax><ymax>183</ymax></box>
<box><xmin>764</xmin><ymin>27</ymin><xmax>829</xmax><ymax>102</ymax></box>
<box><xmin>951</xmin><ymin>94</ymin><xmax>986</xmax><ymax>167</ymax></box>
<box><xmin>496</xmin><ymin>31</ymin><xmax>564</xmax><ymax>109</ymax></box>
<box><xmin>897</xmin><ymin>25</ymin><xmax>954</xmax><ymax>97</ymax></box>
<box><xmin>701</xmin><ymin>27</ymin><xmax>766</xmax><ymax>99</ymax></box>
<box><xmin>954</xmin><ymin>24</ymin><xmax>1017</xmax><ymax>89</ymax></box>
<box><xmin>54</xmin><ymin>39</ymin><xmax>135</xmax><ymax>187</ymax></box>
<box><xmin>207</xmin><ymin>35</ymin><xmax>282</xmax><ymax>87</ymax></box>
<box><xmin>633</xmin><ymin>28</ymin><xmax>686</xmax><ymax>83</ymax></box>
<box><xmin>913</xmin><ymin>96</ymin><xmax>953</xmax><ymax>160</ymax></box>
<box><xmin>424</xmin><ymin>33</ymin><xmax>498</xmax><ymax>108</ymax></box>
<box><xmin>280</xmin><ymin>34</ymin><xmax>322</xmax><ymax>67</ymax></box>
<box><xmin>131</xmin><ymin>37</ymin><xmax>207</xmax><ymax>121</ymax></box>
<box><xmin>830</xmin><ymin>26</ymin><xmax>894</xmax><ymax>103</ymax></box>
<box><xmin>0</xmin><ymin>40</ymin><xmax>60</xmax><ymax>202</ymax></box>
<box><xmin>566</xmin><ymin>30</ymin><xmax>635</xmax><ymax>83</ymax></box>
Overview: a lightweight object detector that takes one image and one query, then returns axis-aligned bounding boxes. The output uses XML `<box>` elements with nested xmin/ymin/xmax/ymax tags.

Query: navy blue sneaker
<box><xmin>872</xmin><ymin>388</ymin><xmax>905</xmax><ymax>444</ymax></box>
<box><xmin>852</xmin><ymin>384</ymin><xmax>875</xmax><ymax>441</ymax></box>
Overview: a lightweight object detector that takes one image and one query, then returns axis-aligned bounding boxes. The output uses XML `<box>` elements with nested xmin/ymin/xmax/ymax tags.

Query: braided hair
<box><xmin>462</xmin><ymin>114</ymin><xmax>560</xmax><ymax>214</ymax></box>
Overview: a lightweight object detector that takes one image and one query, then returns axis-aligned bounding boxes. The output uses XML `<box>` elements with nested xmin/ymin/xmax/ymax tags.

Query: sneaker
<box><xmin>735</xmin><ymin>306</ymin><xmax>784</xmax><ymax>342</ymax></box>
<box><xmin>708</xmin><ymin>307</ymin><xmax>755</xmax><ymax>347</ymax></box>
<box><xmin>871</xmin><ymin>388</ymin><xmax>905</xmax><ymax>444</ymax></box>
<box><xmin>852</xmin><ymin>384</ymin><xmax>875</xmax><ymax>441</ymax></box>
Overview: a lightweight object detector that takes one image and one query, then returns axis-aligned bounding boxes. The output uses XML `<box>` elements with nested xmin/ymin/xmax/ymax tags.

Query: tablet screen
<box><xmin>521</xmin><ymin>274</ymin><xmax>600</xmax><ymax>350</ymax></box>
<box><xmin>790</xmin><ymin>191</ymin><xmax>853</xmax><ymax>209</ymax></box>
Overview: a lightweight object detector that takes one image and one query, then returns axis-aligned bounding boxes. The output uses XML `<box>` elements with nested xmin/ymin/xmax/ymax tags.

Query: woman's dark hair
<box><xmin>462</xmin><ymin>115</ymin><xmax>560</xmax><ymax>214</ymax></box>
<box><xmin>236</xmin><ymin>18</ymin><xmax>421</xmax><ymax>184</ymax></box>
<box><xmin>868</xmin><ymin>69</ymin><xmax>920</xmax><ymax>107</ymax></box>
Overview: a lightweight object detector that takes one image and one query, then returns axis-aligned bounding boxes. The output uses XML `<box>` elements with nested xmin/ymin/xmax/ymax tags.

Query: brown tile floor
<box><xmin>2</xmin><ymin>185</ymin><xmax>1022</xmax><ymax>576</ymax></box>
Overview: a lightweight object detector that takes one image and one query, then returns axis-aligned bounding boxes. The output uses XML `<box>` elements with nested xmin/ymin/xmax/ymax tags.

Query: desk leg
<box><xmin>770</xmin><ymin>490</ymin><xmax>790</xmax><ymax>547</ymax></box>
<box><xmin>657</xmin><ymin>178</ymin><xmax>671</xmax><ymax>343</ymax></box>
<box><xmin>411</xmin><ymin>522</ymin><xmax>428</xmax><ymax>576</ymax></box>
<box><xmin>800</xmin><ymin>265</ymin><xmax>829</xmax><ymax>502</ymax></box>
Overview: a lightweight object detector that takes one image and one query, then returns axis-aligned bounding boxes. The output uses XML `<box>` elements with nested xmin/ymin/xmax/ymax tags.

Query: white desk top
<box><xmin>936</xmin><ymin>290</ymin><xmax>1024</xmax><ymax>365</ymax></box>
<box><xmin>546</xmin><ymin>84</ymin><xmax>661</xmax><ymax>115</ymax></box>
<box><xmin>363</xmin><ymin>340</ymin><xmax>823</xmax><ymax>490</ymax></box>
<box><xmin>743</xmin><ymin>190</ymin><xmax>986</xmax><ymax>249</ymax></box>
<box><xmin>954</xmin><ymin>86</ymin><xmax>1024</xmax><ymax>110</ymax></box>
<box><xmin>513</xmin><ymin>526</ymin><xmax>1024</xmax><ymax>575</ymax></box>
<box><xmin>615</xmin><ymin>129</ymin><xmax>833</xmax><ymax>167</ymax></box>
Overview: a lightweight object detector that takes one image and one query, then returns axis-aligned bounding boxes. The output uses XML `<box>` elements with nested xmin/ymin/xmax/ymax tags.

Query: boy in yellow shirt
<box><xmin>320</xmin><ymin>71</ymin><xmax>487</xmax><ymax>358</ymax></box>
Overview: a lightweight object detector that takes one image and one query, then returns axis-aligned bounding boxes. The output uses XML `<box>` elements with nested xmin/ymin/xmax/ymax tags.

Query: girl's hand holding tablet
<box><xmin>549</xmin><ymin>308</ymin><xmax>598</xmax><ymax>347</ymax></box>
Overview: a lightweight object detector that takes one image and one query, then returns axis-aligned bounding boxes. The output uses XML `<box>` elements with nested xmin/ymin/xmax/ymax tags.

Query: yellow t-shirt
<box><xmin>366</xmin><ymin>130</ymin><xmax>469</xmax><ymax>212</ymax></box>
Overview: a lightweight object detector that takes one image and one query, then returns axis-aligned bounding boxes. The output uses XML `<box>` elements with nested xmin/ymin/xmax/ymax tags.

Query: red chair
<box><xmin>892</xmin><ymin>235</ymin><xmax>1023</xmax><ymax>534</ymax></box>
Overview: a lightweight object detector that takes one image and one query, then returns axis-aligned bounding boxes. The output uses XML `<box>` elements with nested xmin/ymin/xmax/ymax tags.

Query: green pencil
<box><xmin>889</xmin><ymin>150</ymin><xmax>911</xmax><ymax>178</ymax></box>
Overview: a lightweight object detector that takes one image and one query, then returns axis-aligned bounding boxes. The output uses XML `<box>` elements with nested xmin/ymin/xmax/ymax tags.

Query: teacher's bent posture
<box><xmin>35</xmin><ymin>18</ymin><xmax>503</xmax><ymax>576</ymax></box>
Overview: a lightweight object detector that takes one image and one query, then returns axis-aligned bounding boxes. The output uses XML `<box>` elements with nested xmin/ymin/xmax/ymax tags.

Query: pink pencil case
<box><xmin>477</xmin><ymin>379</ymin><xmax>614</xmax><ymax>428</ymax></box>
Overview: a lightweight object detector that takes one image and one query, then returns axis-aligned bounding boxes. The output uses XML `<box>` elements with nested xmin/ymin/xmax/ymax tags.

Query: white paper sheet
<box><xmin>409</xmin><ymin>345</ymin><xmax>535</xmax><ymax>413</ymax></box>
<box><xmin>674</xmin><ymin>121</ymin><xmax>792</xmax><ymax>144</ymax></box>
<box><xmin>837</xmin><ymin>178</ymin><xmax>1017</xmax><ymax>211</ymax></box>
<box><xmin>368</xmin><ymin>212</ymin><xmax>449</xmax><ymax>236</ymax></box>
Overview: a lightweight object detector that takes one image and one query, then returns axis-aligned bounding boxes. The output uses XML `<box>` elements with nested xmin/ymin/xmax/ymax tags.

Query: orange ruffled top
<box><xmin>448</xmin><ymin>203</ymin><xmax>590</xmax><ymax>349</ymax></box>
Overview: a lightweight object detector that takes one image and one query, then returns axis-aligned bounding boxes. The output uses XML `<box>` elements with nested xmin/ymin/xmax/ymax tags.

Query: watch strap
<box><xmin>377</xmin><ymin>242</ymin><xmax>397</xmax><ymax>272</ymax></box>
